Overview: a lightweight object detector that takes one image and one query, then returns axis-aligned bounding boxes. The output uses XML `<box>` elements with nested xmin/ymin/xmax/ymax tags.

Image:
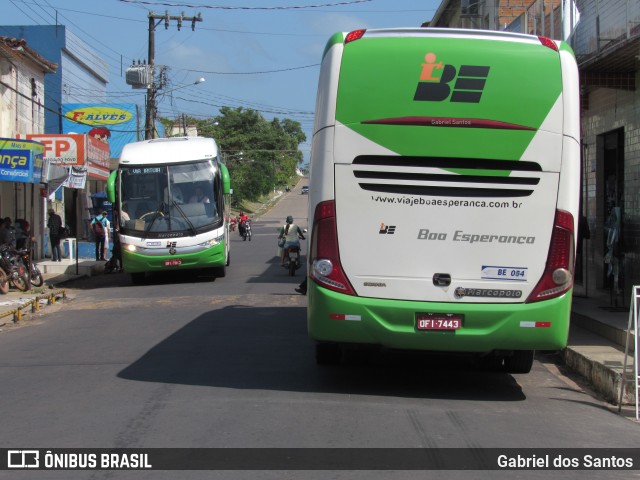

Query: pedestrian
<box><xmin>91</xmin><ymin>211</ymin><xmax>108</xmax><ymax>261</ymax></box>
<box><xmin>102</xmin><ymin>211</ymin><xmax>111</xmax><ymax>261</ymax></box>
<box><xmin>111</xmin><ymin>231</ymin><xmax>122</xmax><ymax>272</ymax></box>
<box><xmin>14</xmin><ymin>219</ymin><xmax>29</xmax><ymax>250</ymax></box>
<box><xmin>0</xmin><ymin>217</ymin><xmax>16</xmax><ymax>247</ymax></box>
<box><xmin>295</xmin><ymin>277</ymin><xmax>307</xmax><ymax>295</ymax></box>
<box><xmin>47</xmin><ymin>209</ymin><xmax>63</xmax><ymax>261</ymax></box>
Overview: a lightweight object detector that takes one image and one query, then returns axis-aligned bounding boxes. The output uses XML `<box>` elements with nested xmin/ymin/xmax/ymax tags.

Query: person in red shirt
<box><xmin>238</xmin><ymin>212</ymin><xmax>249</xmax><ymax>237</ymax></box>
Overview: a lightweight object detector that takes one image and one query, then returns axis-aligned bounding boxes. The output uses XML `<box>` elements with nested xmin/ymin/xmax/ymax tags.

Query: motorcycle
<box><xmin>241</xmin><ymin>220</ymin><xmax>252</xmax><ymax>241</ymax></box>
<box><xmin>0</xmin><ymin>244</ymin><xmax>29</xmax><ymax>292</ymax></box>
<box><xmin>282</xmin><ymin>244</ymin><xmax>302</xmax><ymax>276</ymax></box>
<box><xmin>17</xmin><ymin>248</ymin><xmax>43</xmax><ymax>287</ymax></box>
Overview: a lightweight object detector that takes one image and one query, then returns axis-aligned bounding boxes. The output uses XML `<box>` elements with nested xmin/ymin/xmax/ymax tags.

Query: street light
<box><xmin>145</xmin><ymin>77</ymin><xmax>206</xmax><ymax>140</ymax></box>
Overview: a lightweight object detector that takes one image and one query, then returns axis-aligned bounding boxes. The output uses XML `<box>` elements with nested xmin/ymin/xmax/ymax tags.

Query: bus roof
<box><xmin>119</xmin><ymin>136</ymin><xmax>219</xmax><ymax>165</ymax></box>
<box><xmin>314</xmin><ymin>27</ymin><xmax>577</xmax><ymax>163</ymax></box>
<box><xmin>322</xmin><ymin>27</ymin><xmax>559</xmax><ymax>60</ymax></box>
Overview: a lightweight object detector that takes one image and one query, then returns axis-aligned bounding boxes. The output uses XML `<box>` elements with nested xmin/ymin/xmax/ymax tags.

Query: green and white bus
<box><xmin>307</xmin><ymin>28</ymin><xmax>580</xmax><ymax>373</ymax></box>
<box><xmin>106</xmin><ymin>136</ymin><xmax>231</xmax><ymax>284</ymax></box>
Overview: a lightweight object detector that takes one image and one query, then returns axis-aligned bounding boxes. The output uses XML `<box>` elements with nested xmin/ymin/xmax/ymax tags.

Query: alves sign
<box><xmin>64</xmin><ymin>106</ymin><xmax>133</xmax><ymax>125</ymax></box>
<box><xmin>62</xmin><ymin>103</ymin><xmax>138</xmax><ymax>158</ymax></box>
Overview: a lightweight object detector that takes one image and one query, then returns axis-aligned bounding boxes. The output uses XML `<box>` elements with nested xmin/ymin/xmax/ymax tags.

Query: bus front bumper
<box><xmin>122</xmin><ymin>243</ymin><xmax>226</xmax><ymax>274</ymax></box>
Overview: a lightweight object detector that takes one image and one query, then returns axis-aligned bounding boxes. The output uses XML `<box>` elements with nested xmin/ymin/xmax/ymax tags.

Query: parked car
<box><xmin>301</xmin><ymin>186</ymin><xmax>309</xmax><ymax>194</ymax></box>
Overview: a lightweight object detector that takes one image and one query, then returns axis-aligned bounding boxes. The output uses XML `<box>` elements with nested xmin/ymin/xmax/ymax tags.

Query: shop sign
<box><xmin>0</xmin><ymin>138</ymin><xmax>44</xmax><ymax>183</ymax></box>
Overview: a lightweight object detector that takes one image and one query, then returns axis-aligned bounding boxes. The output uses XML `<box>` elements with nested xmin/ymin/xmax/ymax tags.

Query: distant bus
<box><xmin>307</xmin><ymin>28</ymin><xmax>580</xmax><ymax>373</ymax></box>
<box><xmin>106</xmin><ymin>136</ymin><xmax>231</xmax><ymax>284</ymax></box>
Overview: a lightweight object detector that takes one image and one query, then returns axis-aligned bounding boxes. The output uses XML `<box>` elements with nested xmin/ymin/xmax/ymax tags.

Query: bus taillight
<box><xmin>345</xmin><ymin>29</ymin><xmax>366</xmax><ymax>44</ymax></box>
<box><xmin>538</xmin><ymin>35</ymin><xmax>559</xmax><ymax>52</ymax></box>
<box><xmin>527</xmin><ymin>210</ymin><xmax>575</xmax><ymax>303</ymax></box>
<box><xmin>310</xmin><ymin>200</ymin><xmax>356</xmax><ymax>296</ymax></box>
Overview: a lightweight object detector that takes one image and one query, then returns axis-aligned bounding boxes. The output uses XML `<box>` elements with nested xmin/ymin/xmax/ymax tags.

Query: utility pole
<box><xmin>145</xmin><ymin>11</ymin><xmax>202</xmax><ymax>140</ymax></box>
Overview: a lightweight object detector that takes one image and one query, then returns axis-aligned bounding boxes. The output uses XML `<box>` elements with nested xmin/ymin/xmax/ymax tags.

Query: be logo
<box><xmin>414</xmin><ymin>52</ymin><xmax>490</xmax><ymax>103</ymax></box>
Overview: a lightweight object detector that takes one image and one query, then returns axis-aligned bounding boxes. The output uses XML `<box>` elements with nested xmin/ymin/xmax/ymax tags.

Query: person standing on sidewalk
<box><xmin>91</xmin><ymin>211</ymin><xmax>108</xmax><ymax>261</ymax></box>
<box><xmin>102</xmin><ymin>211</ymin><xmax>111</xmax><ymax>261</ymax></box>
<box><xmin>0</xmin><ymin>217</ymin><xmax>16</xmax><ymax>247</ymax></box>
<box><xmin>47</xmin><ymin>209</ymin><xmax>63</xmax><ymax>261</ymax></box>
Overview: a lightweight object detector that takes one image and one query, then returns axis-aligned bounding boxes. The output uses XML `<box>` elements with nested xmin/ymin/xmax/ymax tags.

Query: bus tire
<box><xmin>226</xmin><ymin>252</ymin><xmax>230</xmax><ymax>267</ymax></box>
<box><xmin>504</xmin><ymin>350</ymin><xmax>534</xmax><ymax>374</ymax></box>
<box><xmin>131</xmin><ymin>272</ymin><xmax>145</xmax><ymax>285</ymax></box>
<box><xmin>316</xmin><ymin>342</ymin><xmax>341</xmax><ymax>365</ymax></box>
<box><xmin>214</xmin><ymin>265</ymin><xmax>226</xmax><ymax>278</ymax></box>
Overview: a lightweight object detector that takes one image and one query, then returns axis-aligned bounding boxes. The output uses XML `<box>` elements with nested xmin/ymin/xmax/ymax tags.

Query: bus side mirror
<box><xmin>106</xmin><ymin>170</ymin><xmax>117</xmax><ymax>203</ymax></box>
<box><xmin>220</xmin><ymin>163</ymin><xmax>231</xmax><ymax>195</ymax></box>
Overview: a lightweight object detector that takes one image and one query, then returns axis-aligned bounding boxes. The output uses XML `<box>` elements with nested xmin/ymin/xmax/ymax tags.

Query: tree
<box><xmin>161</xmin><ymin>108</ymin><xmax>306</xmax><ymax>204</ymax></box>
<box><xmin>201</xmin><ymin>107</ymin><xmax>306</xmax><ymax>205</ymax></box>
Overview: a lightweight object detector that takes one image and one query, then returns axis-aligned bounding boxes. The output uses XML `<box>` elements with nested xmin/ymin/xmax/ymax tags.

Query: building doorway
<box><xmin>596</xmin><ymin>128</ymin><xmax>624</xmax><ymax>305</ymax></box>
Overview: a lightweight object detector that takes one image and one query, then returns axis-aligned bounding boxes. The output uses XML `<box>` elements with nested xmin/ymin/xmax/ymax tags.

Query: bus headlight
<box><xmin>199</xmin><ymin>235</ymin><xmax>223</xmax><ymax>247</ymax></box>
<box><xmin>124</xmin><ymin>244</ymin><xmax>137</xmax><ymax>252</ymax></box>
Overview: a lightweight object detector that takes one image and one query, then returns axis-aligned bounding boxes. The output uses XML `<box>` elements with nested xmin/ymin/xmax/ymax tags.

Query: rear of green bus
<box><xmin>307</xmin><ymin>28</ymin><xmax>580</xmax><ymax>372</ymax></box>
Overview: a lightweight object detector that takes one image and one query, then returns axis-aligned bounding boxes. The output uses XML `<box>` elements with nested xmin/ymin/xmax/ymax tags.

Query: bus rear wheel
<box><xmin>504</xmin><ymin>350</ymin><xmax>534</xmax><ymax>374</ymax></box>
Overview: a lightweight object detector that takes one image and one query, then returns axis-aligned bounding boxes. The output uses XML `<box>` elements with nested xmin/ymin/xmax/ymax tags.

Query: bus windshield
<box><xmin>119</xmin><ymin>160</ymin><xmax>221</xmax><ymax>236</ymax></box>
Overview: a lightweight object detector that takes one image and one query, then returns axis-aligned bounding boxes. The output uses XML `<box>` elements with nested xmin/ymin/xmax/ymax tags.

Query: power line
<box><xmin>117</xmin><ymin>0</ymin><xmax>372</xmax><ymax>10</ymax></box>
<box><xmin>181</xmin><ymin>63</ymin><xmax>319</xmax><ymax>75</ymax></box>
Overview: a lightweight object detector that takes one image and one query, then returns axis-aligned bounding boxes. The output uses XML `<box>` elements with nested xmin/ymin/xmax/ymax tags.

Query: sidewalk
<box><xmin>0</xmin><ymin>259</ymin><xmax>104</xmax><ymax>326</ymax></box>
<box><xmin>564</xmin><ymin>294</ymin><xmax>636</xmax><ymax>410</ymax></box>
<box><xmin>0</xmin><ymin>258</ymin><xmax>637</xmax><ymax>418</ymax></box>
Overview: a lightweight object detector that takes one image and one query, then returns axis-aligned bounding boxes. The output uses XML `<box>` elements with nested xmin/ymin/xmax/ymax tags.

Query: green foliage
<box><xmin>163</xmin><ymin>107</ymin><xmax>306</xmax><ymax>205</ymax></box>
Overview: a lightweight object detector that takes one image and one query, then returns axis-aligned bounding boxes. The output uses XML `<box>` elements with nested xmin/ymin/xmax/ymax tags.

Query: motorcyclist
<box><xmin>278</xmin><ymin>215</ymin><xmax>305</xmax><ymax>266</ymax></box>
<box><xmin>238</xmin><ymin>212</ymin><xmax>249</xmax><ymax>237</ymax></box>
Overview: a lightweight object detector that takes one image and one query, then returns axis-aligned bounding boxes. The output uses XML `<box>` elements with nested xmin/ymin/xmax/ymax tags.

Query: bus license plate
<box><xmin>164</xmin><ymin>259</ymin><xmax>182</xmax><ymax>267</ymax></box>
<box><xmin>416</xmin><ymin>313</ymin><xmax>462</xmax><ymax>331</ymax></box>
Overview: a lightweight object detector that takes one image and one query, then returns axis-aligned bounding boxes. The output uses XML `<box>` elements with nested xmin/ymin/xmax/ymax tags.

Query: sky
<box><xmin>1</xmin><ymin>0</ymin><xmax>442</xmax><ymax>162</ymax></box>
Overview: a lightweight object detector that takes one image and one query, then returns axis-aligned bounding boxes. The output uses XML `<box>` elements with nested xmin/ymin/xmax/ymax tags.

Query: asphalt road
<box><xmin>1</xmin><ymin>183</ymin><xmax>639</xmax><ymax>480</ymax></box>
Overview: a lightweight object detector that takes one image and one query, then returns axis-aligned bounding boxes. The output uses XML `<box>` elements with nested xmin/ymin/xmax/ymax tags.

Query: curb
<box><xmin>563</xmin><ymin>346</ymin><xmax>634</xmax><ymax>405</ymax></box>
<box><xmin>0</xmin><ymin>289</ymin><xmax>67</xmax><ymax>324</ymax></box>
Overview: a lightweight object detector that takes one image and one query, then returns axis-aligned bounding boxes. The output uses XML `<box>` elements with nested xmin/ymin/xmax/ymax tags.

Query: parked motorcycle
<box><xmin>0</xmin><ymin>244</ymin><xmax>29</xmax><ymax>292</ymax></box>
<box><xmin>282</xmin><ymin>245</ymin><xmax>302</xmax><ymax>276</ymax></box>
<box><xmin>0</xmin><ymin>267</ymin><xmax>8</xmax><ymax>294</ymax></box>
<box><xmin>17</xmin><ymin>248</ymin><xmax>43</xmax><ymax>287</ymax></box>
